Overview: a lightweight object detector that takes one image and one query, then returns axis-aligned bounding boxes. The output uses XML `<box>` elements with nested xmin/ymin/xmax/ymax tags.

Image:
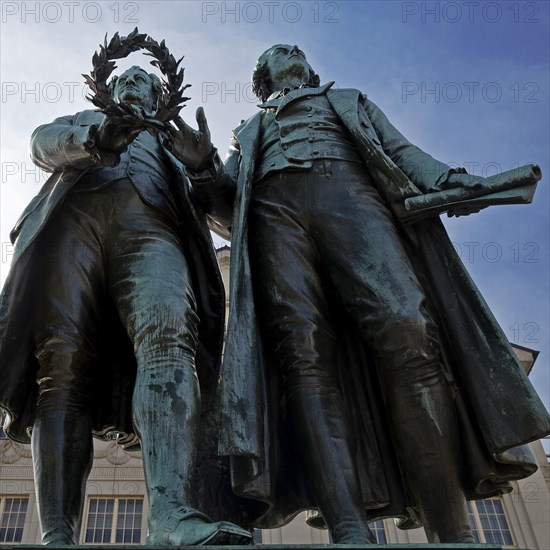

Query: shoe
<box><xmin>331</xmin><ymin>520</ymin><xmax>377</xmax><ymax>545</ymax></box>
<box><xmin>145</xmin><ymin>506</ymin><xmax>253</xmax><ymax>546</ymax></box>
<box><xmin>449</xmin><ymin>533</ymin><xmax>475</xmax><ymax>543</ymax></box>
<box><xmin>43</xmin><ymin>534</ymin><xmax>74</xmax><ymax>545</ymax></box>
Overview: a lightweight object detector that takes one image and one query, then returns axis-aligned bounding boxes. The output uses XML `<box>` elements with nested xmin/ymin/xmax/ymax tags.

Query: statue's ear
<box><xmin>310</xmin><ymin>70</ymin><xmax>320</xmax><ymax>88</ymax></box>
<box><xmin>258</xmin><ymin>86</ymin><xmax>267</xmax><ymax>102</ymax></box>
<box><xmin>150</xmin><ymin>74</ymin><xmax>163</xmax><ymax>111</ymax></box>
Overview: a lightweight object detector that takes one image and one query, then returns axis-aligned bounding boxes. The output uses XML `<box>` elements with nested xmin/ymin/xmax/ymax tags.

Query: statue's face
<box><xmin>113</xmin><ymin>67</ymin><xmax>155</xmax><ymax>111</ymax></box>
<box><xmin>263</xmin><ymin>44</ymin><xmax>312</xmax><ymax>88</ymax></box>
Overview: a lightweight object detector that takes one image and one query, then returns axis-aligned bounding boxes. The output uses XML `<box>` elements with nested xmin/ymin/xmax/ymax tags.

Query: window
<box><xmin>368</xmin><ymin>519</ymin><xmax>387</xmax><ymax>544</ymax></box>
<box><xmin>467</xmin><ymin>499</ymin><xmax>514</xmax><ymax>546</ymax></box>
<box><xmin>0</xmin><ymin>497</ymin><xmax>29</xmax><ymax>543</ymax></box>
<box><xmin>252</xmin><ymin>529</ymin><xmax>263</xmax><ymax>544</ymax></box>
<box><xmin>84</xmin><ymin>498</ymin><xmax>143</xmax><ymax>544</ymax></box>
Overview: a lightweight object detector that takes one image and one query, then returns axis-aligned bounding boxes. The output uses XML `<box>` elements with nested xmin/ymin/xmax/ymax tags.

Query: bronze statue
<box><xmin>0</xmin><ymin>54</ymin><xmax>252</xmax><ymax>546</ymax></box>
<box><xmin>173</xmin><ymin>44</ymin><xmax>550</xmax><ymax>544</ymax></box>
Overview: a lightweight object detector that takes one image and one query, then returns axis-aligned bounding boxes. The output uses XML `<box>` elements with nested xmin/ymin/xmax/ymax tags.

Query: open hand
<box><xmin>170</xmin><ymin>107</ymin><xmax>214</xmax><ymax>171</ymax></box>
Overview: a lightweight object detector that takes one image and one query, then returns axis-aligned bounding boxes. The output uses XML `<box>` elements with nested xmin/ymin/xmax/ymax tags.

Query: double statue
<box><xmin>1</xmin><ymin>35</ymin><xmax>549</xmax><ymax>546</ymax></box>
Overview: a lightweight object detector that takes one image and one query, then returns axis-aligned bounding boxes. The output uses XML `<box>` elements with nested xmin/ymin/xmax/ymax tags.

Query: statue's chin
<box><xmin>119</xmin><ymin>91</ymin><xmax>140</xmax><ymax>103</ymax></box>
<box><xmin>273</xmin><ymin>63</ymin><xmax>310</xmax><ymax>87</ymax></box>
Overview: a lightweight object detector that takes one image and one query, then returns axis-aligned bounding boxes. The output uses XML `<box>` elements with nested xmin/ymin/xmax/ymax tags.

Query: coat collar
<box><xmin>258</xmin><ymin>81</ymin><xmax>335</xmax><ymax>113</ymax></box>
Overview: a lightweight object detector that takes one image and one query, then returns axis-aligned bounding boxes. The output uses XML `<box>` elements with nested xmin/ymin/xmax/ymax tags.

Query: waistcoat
<box><xmin>76</xmin><ymin>130</ymin><xmax>179</xmax><ymax>220</ymax></box>
<box><xmin>256</xmin><ymin>85</ymin><xmax>362</xmax><ymax>182</ymax></box>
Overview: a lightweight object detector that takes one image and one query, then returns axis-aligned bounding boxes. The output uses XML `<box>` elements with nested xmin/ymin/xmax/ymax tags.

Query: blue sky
<box><xmin>1</xmin><ymin>1</ymin><xmax>548</xmax><ymax>435</ymax></box>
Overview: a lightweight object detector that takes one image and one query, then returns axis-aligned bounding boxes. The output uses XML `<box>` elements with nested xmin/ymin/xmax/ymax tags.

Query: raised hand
<box><xmin>170</xmin><ymin>107</ymin><xmax>214</xmax><ymax>171</ymax></box>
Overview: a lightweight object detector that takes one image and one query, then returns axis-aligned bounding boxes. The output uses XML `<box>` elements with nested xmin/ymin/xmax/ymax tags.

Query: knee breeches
<box><xmin>32</xmin><ymin>180</ymin><xmax>198</xmax><ymax>410</ymax></box>
<box><xmin>248</xmin><ymin>161</ymin><xmax>441</xmax><ymax>397</ymax></box>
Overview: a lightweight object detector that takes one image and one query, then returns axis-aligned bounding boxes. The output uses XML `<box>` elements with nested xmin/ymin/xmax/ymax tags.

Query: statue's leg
<box><xmin>108</xmin><ymin>192</ymin><xmax>251</xmax><ymax>546</ymax></box>
<box><xmin>248</xmin><ymin>173</ymin><xmax>376</xmax><ymax>545</ymax></box>
<box><xmin>284</xmin><ymin>382</ymin><xmax>377</xmax><ymax>544</ymax></box>
<box><xmin>31</xmin><ymin>406</ymin><xmax>93</xmax><ymax>545</ymax></box>
<box><xmin>315</xmin><ymin>163</ymin><xmax>473</xmax><ymax>543</ymax></box>
<box><xmin>31</xmin><ymin>206</ymin><xmax>103</xmax><ymax>545</ymax></box>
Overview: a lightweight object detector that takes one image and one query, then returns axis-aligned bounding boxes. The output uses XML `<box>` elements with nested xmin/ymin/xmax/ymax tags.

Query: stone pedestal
<box><xmin>6</xmin><ymin>544</ymin><xmax>529</xmax><ymax>550</ymax></box>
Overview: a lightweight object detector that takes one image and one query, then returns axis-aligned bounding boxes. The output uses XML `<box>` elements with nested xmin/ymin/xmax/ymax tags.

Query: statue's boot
<box><xmin>145</xmin><ymin>506</ymin><xmax>253</xmax><ymax>546</ymax></box>
<box><xmin>132</xmin><ymin>359</ymin><xmax>252</xmax><ymax>546</ymax></box>
<box><xmin>31</xmin><ymin>407</ymin><xmax>93</xmax><ymax>545</ymax></box>
<box><xmin>386</xmin><ymin>364</ymin><xmax>474</xmax><ymax>543</ymax></box>
<box><xmin>286</xmin><ymin>383</ymin><xmax>376</xmax><ymax>545</ymax></box>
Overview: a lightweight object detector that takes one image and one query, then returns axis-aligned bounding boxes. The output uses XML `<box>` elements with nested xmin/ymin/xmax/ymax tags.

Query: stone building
<box><xmin>1</xmin><ymin>247</ymin><xmax>548</xmax><ymax>547</ymax></box>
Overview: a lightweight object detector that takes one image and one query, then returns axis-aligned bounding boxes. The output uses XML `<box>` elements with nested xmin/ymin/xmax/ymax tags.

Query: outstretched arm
<box><xmin>30</xmin><ymin>114</ymin><xmax>101</xmax><ymax>172</ymax></box>
<box><xmin>362</xmin><ymin>97</ymin><xmax>457</xmax><ymax>192</ymax></box>
<box><xmin>363</xmin><ymin>96</ymin><xmax>486</xmax><ymax>217</ymax></box>
<box><xmin>30</xmin><ymin>112</ymin><xmax>141</xmax><ymax>172</ymax></box>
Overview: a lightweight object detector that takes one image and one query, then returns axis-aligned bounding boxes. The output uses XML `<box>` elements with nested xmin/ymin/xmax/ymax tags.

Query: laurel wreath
<box><xmin>82</xmin><ymin>28</ymin><xmax>191</xmax><ymax>133</ymax></box>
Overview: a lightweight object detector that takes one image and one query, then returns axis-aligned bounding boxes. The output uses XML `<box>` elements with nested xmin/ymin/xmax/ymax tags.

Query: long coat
<box><xmin>201</xmin><ymin>88</ymin><xmax>550</xmax><ymax>528</ymax></box>
<box><xmin>0</xmin><ymin>110</ymin><xmax>226</xmax><ymax>453</ymax></box>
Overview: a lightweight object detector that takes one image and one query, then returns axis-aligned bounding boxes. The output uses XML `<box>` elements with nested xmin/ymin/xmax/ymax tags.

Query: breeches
<box><xmin>248</xmin><ymin>160</ymin><xmax>441</xmax><ymax>400</ymax></box>
<box><xmin>31</xmin><ymin>179</ymin><xmax>198</xmax><ymax>411</ymax></box>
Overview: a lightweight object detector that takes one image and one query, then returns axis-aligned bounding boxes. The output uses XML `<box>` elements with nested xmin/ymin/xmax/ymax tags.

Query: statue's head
<box><xmin>252</xmin><ymin>44</ymin><xmax>320</xmax><ymax>102</ymax></box>
<box><xmin>110</xmin><ymin>66</ymin><xmax>163</xmax><ymax>113</ymax></box>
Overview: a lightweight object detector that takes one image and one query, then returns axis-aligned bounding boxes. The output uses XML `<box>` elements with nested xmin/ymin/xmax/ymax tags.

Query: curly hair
<box><xmin>252</xmin><ymin>45</ymin><xmax>320</xmax><ymax>102</ymax></box>
<box><xmin>109</xmin><ymin>66</ymin><xmax>163</xmax><ymax>109</ymax></box>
